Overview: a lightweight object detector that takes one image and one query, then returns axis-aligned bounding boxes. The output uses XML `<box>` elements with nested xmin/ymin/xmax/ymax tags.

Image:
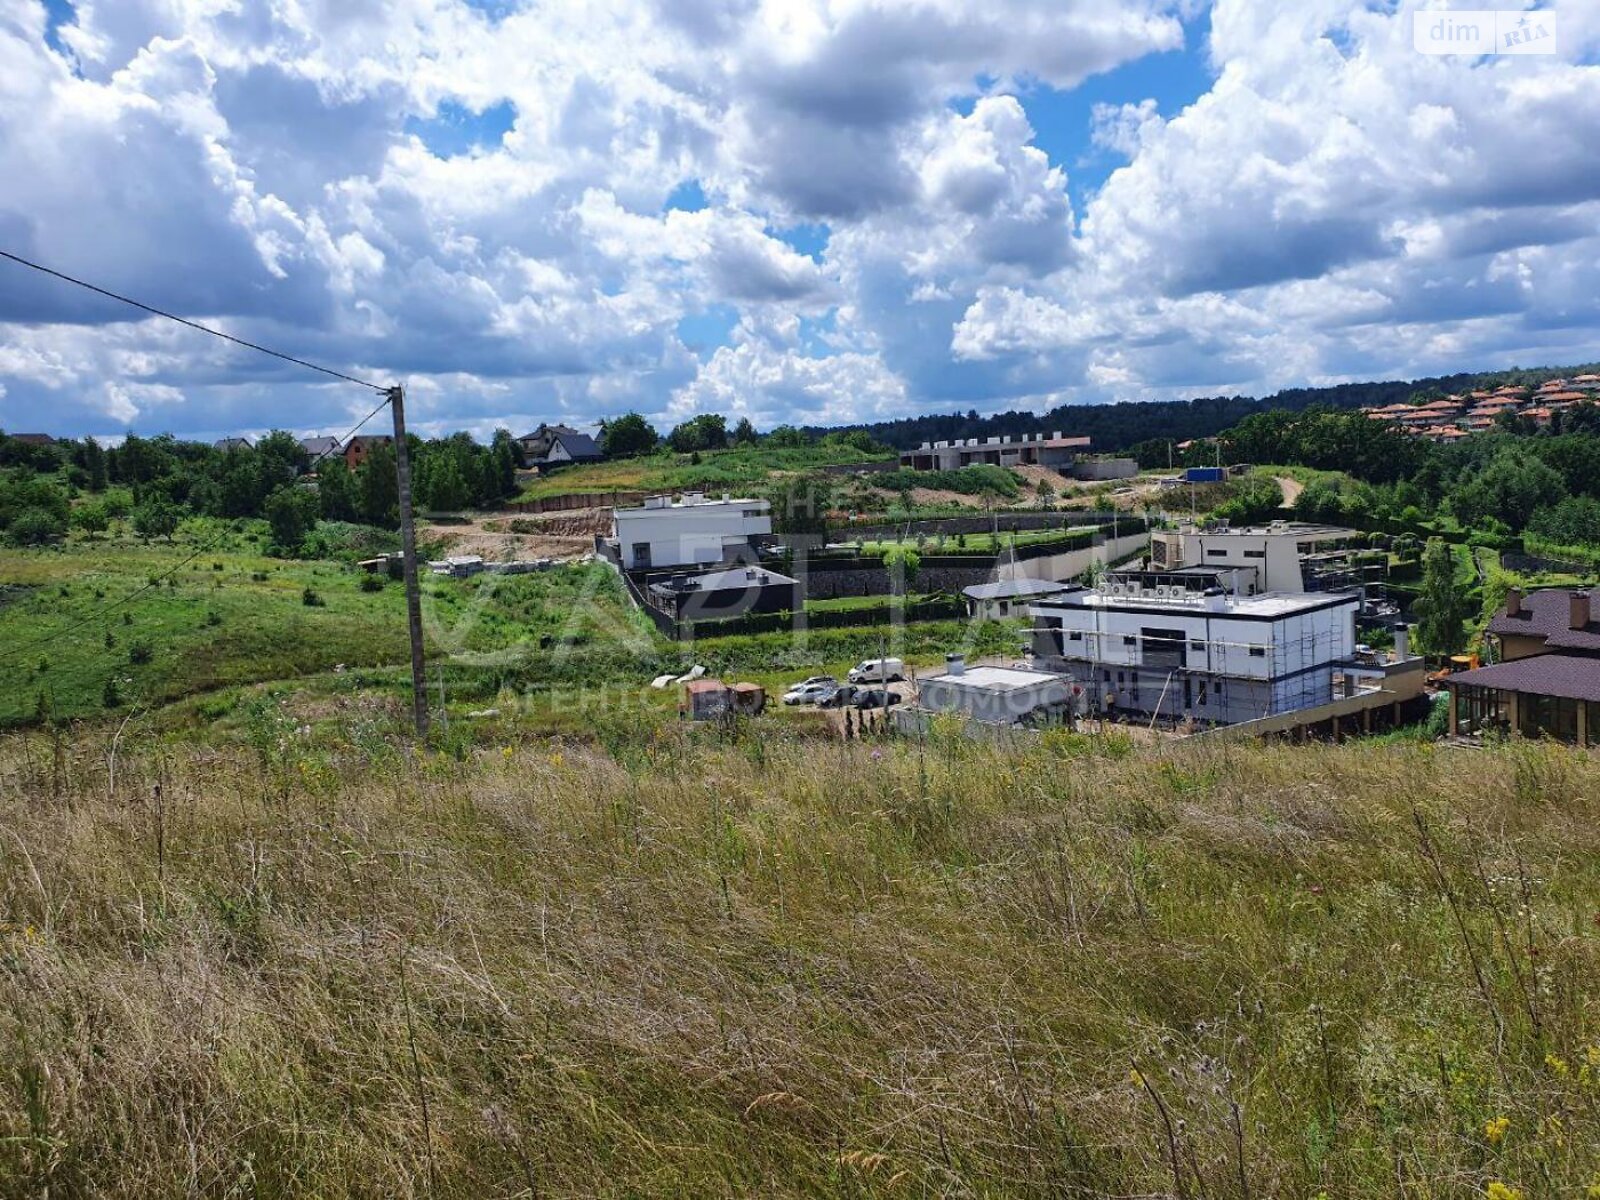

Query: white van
<box><xmin>848</xmin><ymin>657</ymin><xmax>905</xmax><ymax>684</ymax></box>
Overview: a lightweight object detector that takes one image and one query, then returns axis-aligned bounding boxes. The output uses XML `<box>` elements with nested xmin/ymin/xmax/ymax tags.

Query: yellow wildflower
<box><xmin>1484</xmin><ymin>1116</ymin><xmax>1509</xmax><ymax>1146</ymax></box>
<box><xmin>1545</xmin><ymin>1053</ymin><xmax>1569</xmax><ymax>1077</ymax></box>
<box><xmin>1128</xmin><ymin>1069</ymin><xmax>1144</xmax><ymax>1087</ymax></box>
<box><xmin>1485</xmin><ymin>1183</ymin><xmax>1521</xmax><ymax>1200</ymax></box>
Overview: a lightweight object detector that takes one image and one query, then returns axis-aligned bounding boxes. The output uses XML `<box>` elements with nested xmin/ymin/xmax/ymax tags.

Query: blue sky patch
<box><xmin>1014</xmin><ymin>17</ymin><xmax>1214</xmax><ymax>206</ymax></box>
<box><xmin>771</xmin><ymin>223</ymin><xmax>830</xmax><ymax>263</ymax></box>
<box><xmin>665</xmin><ymin>179</ymin><xmax>708</xmax><ymax>213</ymax></box>
<box><xmin>677</xmin><ymin>304</ymin><xmax>739</xmax><ymax>358</ymax></box>
<box><xmin>405</xmin><ymin>98</ymin><xmax>517</xmax><ymax>157</ymax></box>
<box><xmin>42</xmin><ymin>0</ymin><xmax>76</xmax><ymax>56</ymax></box>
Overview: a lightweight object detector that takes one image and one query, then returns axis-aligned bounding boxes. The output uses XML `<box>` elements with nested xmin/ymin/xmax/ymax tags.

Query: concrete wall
<box><xmin>1008</xmin><ymin>530</ymin><xmax>1150</xmax><ymax>583</ymax></box>
<box><xmin>1069</xmin><ymin>459</ymin><xmax>1138</xmax><ymax>481</ymax></box>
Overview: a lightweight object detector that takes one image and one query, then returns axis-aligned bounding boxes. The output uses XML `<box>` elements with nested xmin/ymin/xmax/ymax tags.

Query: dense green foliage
<box><xmin>597</xmin><ymin>412</ymin><xmax>659</xmax><ymax>458</ymax></box>
<box><xmin>0</xmin><ymin>427</ymin><xmax>519</xmax><ymax>556</ymax></box>
<box><xmin>819</xmin><ymin>361</ymin><xmax>1600</xmax><ymax>452</ymax></box>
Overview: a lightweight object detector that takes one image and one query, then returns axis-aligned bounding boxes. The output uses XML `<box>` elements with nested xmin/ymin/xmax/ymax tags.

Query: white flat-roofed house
<box><xmin>611</xmin><ymin>492</ymin><xmax>773</xmax><ymax>570</ymax></box>
<box><xmin>916</xmin><ymin>656</ymin><xmax>1076</xmax><ymax>726</ymax></box>
<box><xmin>1029</xmin><ymin>574</ymin><xmax>1360</xmax><ymax>725</ymax></box>
<box><xmin>1148</xmin><ymin>521</ymin><xmax>1374</xmax><ymax>594</ymax></box>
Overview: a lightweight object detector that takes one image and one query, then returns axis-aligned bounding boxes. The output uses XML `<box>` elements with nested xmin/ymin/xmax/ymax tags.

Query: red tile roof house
<box><xmin>1444</xmin><ymin>589</ymin><xmax>1600</xmax><ymax>745</ymax></box>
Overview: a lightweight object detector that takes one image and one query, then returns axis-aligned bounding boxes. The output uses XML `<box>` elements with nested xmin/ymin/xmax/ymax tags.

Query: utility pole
<box><xmin>389</xmin><ymin>384</ymin><xmax>430</xmax><ymax>738</ymax></box>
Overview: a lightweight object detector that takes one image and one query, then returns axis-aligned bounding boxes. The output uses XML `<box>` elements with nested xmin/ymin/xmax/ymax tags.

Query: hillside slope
<box><xmin>1</xmin><ymin>725</ymin><xmax>1597</xmax><ymax>1197</ymax></box>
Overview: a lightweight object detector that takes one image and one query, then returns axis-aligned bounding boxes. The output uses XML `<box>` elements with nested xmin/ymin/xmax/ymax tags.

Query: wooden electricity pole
<box><xmin>389</xmin><ymin>384</ymin><xmax>430</xmax><ymax>737</ymax></box>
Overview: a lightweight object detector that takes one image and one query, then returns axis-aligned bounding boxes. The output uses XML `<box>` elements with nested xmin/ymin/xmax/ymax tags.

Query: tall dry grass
<box><xmin>1</xmin><ymin>716</ymin><xmax>1598</xmax><ymax>1198</ymax></box>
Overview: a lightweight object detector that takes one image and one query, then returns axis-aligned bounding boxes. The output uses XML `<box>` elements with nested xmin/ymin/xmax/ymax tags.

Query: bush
<box><xmin>128</xmin><ymin>642</ymin><xmax>153</xmax><ymax>665</ymax></box>
<box><xmin>6</xmin><ymin>506</ymin><xmax>67</xmax><ymax>546</ymax></box>
<box><xmin>359</xmin><ymin>575</ymin><xmax>386</xmax><ymax>593</ymax></box>
<box><xmin>302</xmin><ymin>587</ymin><xmax>325</xmax><ymax>608</ymax></box>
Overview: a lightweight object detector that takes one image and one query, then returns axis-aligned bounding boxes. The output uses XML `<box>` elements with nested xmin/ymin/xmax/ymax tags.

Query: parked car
<box><xmin>795</xmin><ymin>675</ymin><xmax>837</xmax><ymax>689</ymax></box>
<box><xmin>782</xmin><ymin>680</ymin><xmax>838</xmax><ymax>706</ymax></box>
<box><xmin>851</xmin><ymin>688</ymin><xmax>902</xmax><ymax>710</ymax></box>
<box><xmin>847</xmin><ymin>657</ymin><xmax>905</xmax><ymax>684</ymax></box>
<box><xmin>817</xmin><ymin>685</ymin><xmax>863</xmax><ymax>709</ymax></box>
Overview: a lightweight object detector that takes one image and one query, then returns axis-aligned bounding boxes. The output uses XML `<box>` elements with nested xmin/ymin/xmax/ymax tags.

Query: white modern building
<box><xmin>1029</xmin><ymin>572</ymin><xmax>1362</xmax><ymax>724</ymax></box>
<box><xmin>1148</xmin><ymin>521</ymin><xmax>1374</xmax><ymax>594</ymax></box>
<box><xmin>610</xmin><ymin>493</ymin><xmax>773</xmax><ymax>570</ymax></box>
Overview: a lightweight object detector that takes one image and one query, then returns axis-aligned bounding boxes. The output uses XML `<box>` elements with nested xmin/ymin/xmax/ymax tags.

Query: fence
<box><xmin>836</xmin><ymin>511</ymin><xmax>1146</xmax><ymax>541</ymax></box>
<box><xmin>683</xmin><ymin>597</ymin><xmax>967</xmax><ymax>640</ymax></box>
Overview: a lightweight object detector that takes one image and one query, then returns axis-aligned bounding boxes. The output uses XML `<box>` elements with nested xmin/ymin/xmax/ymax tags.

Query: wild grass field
<box><xmin>0</xmin><ymin>524</ymin><xmax>1026</xmax><ymax>731</ymax></box>
<box><xmin>0</xmin><ymin>527</ymin><xmax>650</xmax><ymax>726</ymax></box>
<box><xmin>1</xmin><ymin>719</ymin><xmax>1597</xmax><ymax>1198</ymax></box>
<box><xmin>517</xmin><ymin>443</ymin><xmax>893</xmax><ymax>500</ymax></box>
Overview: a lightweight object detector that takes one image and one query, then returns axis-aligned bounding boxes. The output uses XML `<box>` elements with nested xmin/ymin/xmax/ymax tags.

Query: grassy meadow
<box><xmin>517</xmin><ymin>443</ymin><xmax>893</xmax><ymax>501</ymax></box>
<box><xmin>0</xmin><ymin>522</ymin><xmax>1027</xmax><ymax>731</ymax></box>
<box><xmin>1</xmin><ymin>721</ymin><xmax>1597</xmax><ymax>1197</ymax></box>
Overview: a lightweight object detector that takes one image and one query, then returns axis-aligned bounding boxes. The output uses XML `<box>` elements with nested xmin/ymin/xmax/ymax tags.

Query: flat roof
<box><xmin>1178</xmin><ymin>522</ymin><xmax>1356</xmax><ymax>539</ymax></box>
<box><xmin>925</xmin><ymin>666</ymin><xmax>1068</xmax><ymax>691</ymax></box>
<box><xmin>1035</xmin><ymin>589</ymin><xmax>1356</xmax><ymax>619</ymax></box>
<box><xmin>962</xmin><ymin>578</ymin><xmax>1077</xmax><ymax>601</ymax></box>
<box><xmin>649</xmin><ymin>566</ymin><xmax>796</xmax><ymax>593</ymax></box>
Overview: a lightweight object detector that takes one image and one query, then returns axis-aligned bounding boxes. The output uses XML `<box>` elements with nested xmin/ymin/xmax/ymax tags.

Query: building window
<box><xmin>1458</xmin><ymin>685</ymin><xmax>1502</xmax><ymax>736</ymax></box>
<box><xmin>1213</xmin><ymin>680</ymin><xmax>1222</xmax><ymax>694</ymax></box>
<box><xmin>1206</xmin><ymin>549</ymin><xmax>1228</xmax><ymax>558</ymax></box>
<box><xmin>1189</xmin><ymin>641</ymin><xmax>1205</xmax><ymax>651</ymax></box>
<box><xmin>1520</xmin><ymin>694</ymin><xmax>1579</xmax><ymax>743</ymax></box>
<box><xmin>1123</xmin><ymin>635</ymin><xmax>1137</xmax><ymax>646</ymax></box>
<box><xmin>1068</xmin><ymin>631</ymin><xmax>1083</xmax><ymax>641</ymax></box>
<box><xmin>1243</xmin><ymin>550</ymin><xmax>1266</xmax><ymax>559</ymax></box>
<box><xmin>1248</xmin><ymin>647</ymin><xmax>1266</xmax><ymax>658</ymax></box>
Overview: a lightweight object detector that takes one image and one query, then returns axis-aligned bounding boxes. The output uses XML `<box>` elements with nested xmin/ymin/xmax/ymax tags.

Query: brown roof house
<box><xmin>1445</xmin><ymin>589</ymin><xmax>1600</xmax><ymax>745</ymax></box>
<box><xmin>344</xmin><ymin>435</ymin><xmax>394</xmax><ymax>471</ymax></box>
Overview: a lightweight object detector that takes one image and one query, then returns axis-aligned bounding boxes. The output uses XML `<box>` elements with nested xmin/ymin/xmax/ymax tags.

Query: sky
<box><xmin>0</xmin><ymin>0</ymin><xmax>1597</xmax><ymax>443</ymax></box>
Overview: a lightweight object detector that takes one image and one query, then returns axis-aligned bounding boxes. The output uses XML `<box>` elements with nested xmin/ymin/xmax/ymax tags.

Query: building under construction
<box><xmin>1028</xmin><ymin>569</ymin><xmax>1422</xmax><ymax>727</ymax></box>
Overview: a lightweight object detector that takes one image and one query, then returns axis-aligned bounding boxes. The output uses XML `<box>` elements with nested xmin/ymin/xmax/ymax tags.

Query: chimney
<box><xmin>945</xmin><ymin>653</ymin><xmax>966</xmax><ymax>677</ymax></box>
<box><xmin>1505</xmin><ymin>588</ymin><xmax>1522</xmax><ymax>618</ymax></box>
<box><xmin>1571</xmin><ymin>591</ymin><xmax>1591</xmax><ymax>631</ymax></box>
<box><xmin>1392</xmin><ymin>622</ymin><xmax>1409</xmax><ymax>661</ymax></box>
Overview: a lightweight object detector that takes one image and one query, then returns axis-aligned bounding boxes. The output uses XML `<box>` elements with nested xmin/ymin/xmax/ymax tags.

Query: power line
<box><xmin>0</xmin><ymin>248</ymin><xmax>388</xmax><ymax>392</ymax></box>
<box><xmin>0</xmin><ymin>395</ymin><xmax>394</xmax><ymax>668</ymax></box>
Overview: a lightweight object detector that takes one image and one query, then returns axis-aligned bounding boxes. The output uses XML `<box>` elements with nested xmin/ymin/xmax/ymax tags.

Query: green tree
<box><xmin>6</xmin><ymin>507</ymin><xmax>66</xmax><ymax>545</ymax></box>
<box><xmin>667</xmin><ymin>413</ymin><xmax>728</xmax><ymax>453</ymax></box>
<box><xmin>766</xmin><ymin>477</ymin><xmax>832</xmax><ymax>536</ymax></box>
<box><xmin>131</xmin><ymin>496</ymin><xmax>180</xmax><ymax>541</ymax></box>
<box><xmin>82</xmin><ymin>437</ymin><xmax>108</xmax><ymax>491</ymax></box>
<box><xmin>357</xmin><ymin>442</ymin><xmax>399</xmax><ymax>527</ymax></box>
<box><xmin>1447</xmin><ymin>448</ymin><xmax>1564</xmax><ymax>530</ymax></box>
<box><xmin>263</xmin><ymin>485</ymin><xmax>320</xmax><ymax>555</ymax></box>
<box><xmin>1414</xmin><ymin>538</ymin><xmax>1469</xmax><ymax>656</ymax></box>
<box><xmin>765</xmin><ymin>425</ymin><xmax>809</xmax><ymax>449</ymax></box>
<box><xmin>317</xmin><ymin>460</ymin><xmax>359</xmax><ymax>522</ymax></box>
<box><xmin>70</xmin><ymin>499</ymin><xmax>110</xmax><ymax>538</ymax></box>
<box><xmin>732</xmin><ymin>417</ymin><xmax>758</xmax><ymax>445</ymax></box>
<box><xmin>881</xmin><ymin>544</ymin><xmax>921</xmax><ymax>595</ymax></box>
<box><xmin>598</xmin><ymin>413</ymin><xmax>658</xmax><ymax>458</ymax></box>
